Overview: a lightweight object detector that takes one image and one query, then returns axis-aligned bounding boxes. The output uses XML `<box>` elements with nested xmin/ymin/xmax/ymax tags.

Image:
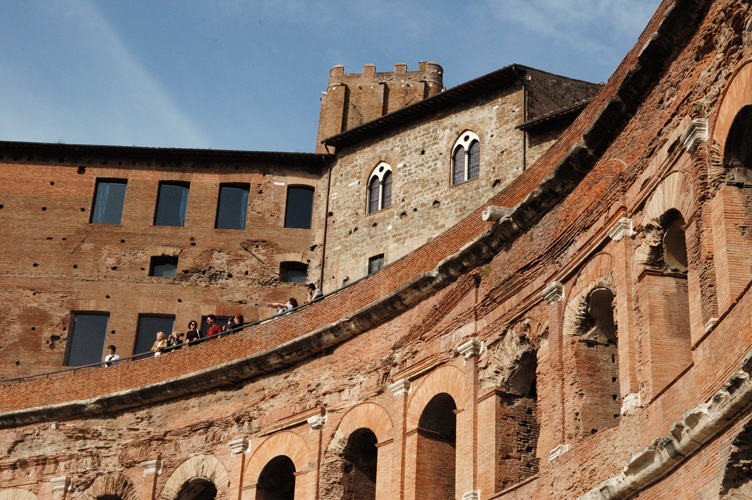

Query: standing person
<box><xmin>206</xmin><ymin>315</ymin><xmax>222</xmax><ymax>340</ymax></box>
<box><xmin>151</xmin><ymin>332</ymin><xmax>168</xmax><ymax>357</ymax></box>
<box><xmin>104</xmin><ymin>345</ymin><xmax>120</xmax><ymax>367</ymax></box>
<box><xmin>186</xmin><ymin>320</ymin><xmax>201</xmax><ymax>345</ymax></box>
<box><xmin>305</xmin><ymin>283</ymin><xmax>323</xmax><ymax>304</ymax></box>
<box><xmin>222</xmin><ymin>314</ymin><xmax>245</xmax><ymax>334</ymax></box>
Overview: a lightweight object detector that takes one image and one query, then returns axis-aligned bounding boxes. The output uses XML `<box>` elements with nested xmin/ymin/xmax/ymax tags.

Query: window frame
<box><xmin>133</xmin><ymin>314</ymin><xmax>176</xmax><ymax>359</ymax></box>
<box><xmin>280</xmin><ymin>261</ymin><xmax>308</xmax><ymax>283</ymax></box>
<box><xmin>215</xmin><ymin>183</ymin><xmax>250</xmax><ymax>230</ymax></box>
<box><xmin>149</xmin><ymin>255</ymin><xmax>179</xmax><ymax>278</ymax></box>
<box><xmin>153</xmin><ymin>181</ymin><xmax>190</xmax><ymax>228</ymax></box>
<box><xmin>64</xmin><ymin>311</ymin><xmax>110</xmax><ymax>367</ymax></box>
<box><xmin>90</xmin><ymin>178</ymin><xmax>128</xmax><ymax>225</ymax></box>
<box><xmin>368</xmin><ymin>254</ymin><xmax>385</xmax><ymax>275</ymax></box>
<box><xmin>284</xmin><ymin>185</ymin><xmax>315</xmax><ymax>229</ymax></box>
<box><xmin>451</xmin><ymin>131</ymin><xmax>481</xmax><ymax>185</ymax></box>
<box><xmin>367</xmin><ymin>162</ymin><xmax>393</xmax><ymax>214</ymax></box>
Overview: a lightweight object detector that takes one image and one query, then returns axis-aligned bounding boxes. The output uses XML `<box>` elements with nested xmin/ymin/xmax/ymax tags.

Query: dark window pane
<box><xmin>154</xmin><ymin>183</ymin><xmax>189</xmax><ymax>227</ymax></box>
<box><xmin>134</xmin><ymin>315</ymin><xmax>175</xmax><ymax>357</ymax></box>
<box><xmin>468</xmin><ymin>141</ymin><xmax>480</xmax><ymax>179</ymax></box>
<box><xmin>215</xmin><ymin>184</ymin><xmax>250</xmax><ymax>230</ymax></box>
<box><xmin>382</xmin><ymin>172</ymin><xmax>392</xmax><ymax>209</ymax></box>
<box><xmin>369</xmin><ymin>177</ymin><xmax>380</xmax><ymax>214</ymax></box>
<box><xmin>200</xmin><ymin>316</ymin><xmax>232</xmax><ymax>337</ymax></box>
<box><xmin>453</xmin><ymin>146</ymin><xmax>465</xmax><ymax>184</ymax></box>
<box><xmin>284</xmin><ymin>186</ymin><xmax>315</xmax><ymax>229</ymax></box>
<box><xmin>368</xmin><ymin>254</ymin><xmax>384</xmax><ymax>275</ymax></box>
<box><xmin>66</xmin><ymin>313</ymin><xmax>109</xmax><ymax>366</ymax></box>
<box><xmin>281</xmin><ymin>262</ymin><xmax>308</xmax><ymax>282</ymax></box>
<box><xmin>91</xmin><ymin>180</ymin><xmax>127</xmax><ymax>225</ymax></box>
<box><xmin>150</xmin><ymin>256</ymin><xmax>178</xmax><ymax>278</ymax></box>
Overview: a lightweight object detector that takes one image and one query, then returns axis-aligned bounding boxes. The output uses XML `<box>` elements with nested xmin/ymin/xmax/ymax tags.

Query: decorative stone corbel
<box><xmin>461</xmin><ymin>490</ymin><xmax>481</xmax><ymax>500</ymax></box>
<box><xmin>679</xmin><ymin>118</ymin><xmax>708</xmax><ymax>153</ymax></box>
<box><xmin>482</xmin><ymin>206</ymin><xmax>514</xmax><ymax>222</ymax></box>
<box><xmin>548</xmin><ymin>443</ymin><xmax>571</xmax><ymax>462</ymax></box>
<box><xmin>51</xmin><ymin>476</ymin><xmax>72</xmax><ymax>492</ymax></box>
<box><xmin>140</xmin><ymin>459</ymin><xmax>163</xmax><ymax>477</ymax></box>
<box><xmin>229</xmin><ymin>437</ymin><xmax>250</xmax><ymax>456</ymax></box>
<box><xmin>307</xmin><ymin>414</ymin><xmax>327</xmax><ymax>430</ymax></box>
<box><xmin>608</xmin><ymin>218</ymin><xmax>636</xmax><ymax>242</ymax></box>
<box><xmin>541</xmin><ymin>282</ymin><xmax>564</xmax><ymax>303</ymax></box>
<box><xmin>458</xmin><ymin>339</ymin><xmax>484</xmax><ymax>359</ymax></box>
<box><xmin>388</xmin><ymin>379</ymin><xmax>411</xmax><ymax>398</ymax></box>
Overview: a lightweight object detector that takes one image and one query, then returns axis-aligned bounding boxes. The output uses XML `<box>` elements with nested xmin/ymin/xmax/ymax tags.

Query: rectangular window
<box><xmin>368</xmin><ymin>254</ymin><xmax>385</xmax><ymax>275</ymax></box>
<box><xmin>149</xmin><ymin>256</ymin><xmax>178</xmax><ymax>277</ymax></box>
<box><xmin>134</xmin><ymin>315</ymin><xmax>175</xmax><ymax>358</ymax></box>
<box><xmin>284</xmin><ymin>186</ymin><xmax>314</xmax><ymax>229</ymax></box>
<box><xmin>280</xmin><ymin>262</ymin><xmax>308</xmax><ymax>282</ymax></box>
<box><xmin>90</xmin><ymin>179</ymin><xmax>127</xmax><ymax>225</ymax></box>
<box><xmin>200</xmin><ymin>316</ymin><xmax>232</xmax><ymax>337</ymax></box>
<box><xmin>66</xmin><ymin>312</ymin><xmax>109</xmax><ymax>367</ymax></box>
<box><xmin>215</xmin><ymin>184</ymin><xmax>250</xmax><ymax>230</ymax></box>
<box><xmin>154</xmin><ymin>182</ymin><xmax>189</xmax><ymax>227</ymax></box>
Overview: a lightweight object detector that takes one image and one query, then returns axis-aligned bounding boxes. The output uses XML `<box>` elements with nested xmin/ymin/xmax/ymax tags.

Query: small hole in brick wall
<box><xmin>182</xmin><ymin>270</ymin><xmax>189</xmax><ymax>274</ymax></box>
<box><xmin>433</xmin><ymin>200</ymin><xmax>440</xmax><ymax>208</ymax></box>
<box><xmin>614</xmin><ymin>414</ymin><xmax>620</xmax><ymax>418</ymax></box>
<box><xmin>244</xmin><ymin>271</ymin><xmax>249</xmax><ymax>275</ymax></box>
<box><xmin>227</xmin><ymin>273</ymin><xmax>233</xmax><ymax>278</ymax></box>
<box><xmin>492</xmin><ymin>179</ymin><xmax>501</xmax><ymax>188</ymax></box>
<box><xmin>73</xmin><ymin>265</ymin><xmax>78</xmax><ymax>269</ymax></box>
<box><xmin>77</xmin><ymin>166</ymin><xmax>85</xmax><ymax>175</ymax></box>
<box><xmin>105</xmin><ymin>295</ymin><xmax>110</xmax><ymax>299</ymax></box>
<box><xmin>15</xmin><ymin>361</ymin><xmax>19</xmax><ymax>365</ymax></box>
<box><xmin>353</xmin><ymin>227</ymin><xmax>358</xmax><ymax>232</ymax></box>
<box><xmin>413</xmin><ymin>208</ymin><xmax>417</xmax><ymax>212</ymax></box>
<box><xmin>258</xmin><ymin>189</ymin><xmax>263</xmax><ymax>194</ymax></box>
<box><xmin>46</xmin><ymin>237</ymin><xmax>53</xmax><ymax>240</ymax></box>
<box><xmin>0</xmin><ymin>204</ymin><xmax>3</xmax><ymax>209</ymax></box>
<box><xmin>50</xmin><ymin>181</ymin><xmax>55</xmax><ymax>186</ymax></box>
<box><xmin>612</xmin><ymin>354</ymin><xmax>616</xmax><ymax>363</ymax></box>
<box><xmin>400</xmin><ymin>211</ymin><xmax>407</xmax><ymax>218</ymax></box>
<box><xmin>33</xmin><ymin>263</ymin><xmax>39</xmax><ymax>267</ymax></box>
<box><xmin>62</xmin><ymin>237</ymin><xmax>67</xmax><ymax>240</ymax></box>
<box><xmin>372</xmin><ymin>222</ymin><xmax>377</xmax><ymax>227</ymax></box>
<box><xmin>31</xmin><ymin>327</ymin><xmax>35</xmax><ymax>331</ymax></box>
<box><xmin>111</xmin><ymin>330</ymin><xmax>115</xmax><ymax>334</ymax></box>
<box><xmin>120</xmin><ymin>239</ymin><xmax>125</xmax><ymax>243</ymax></box>
<box><xmin>141</xmin><ymin>267</ymin><xmax>145</xmax><ymax>271</ymax></box>
<box><xmin>111</xmin><ymin>266</ymin><xmax>117</xmax><ymax>271</ymax></box>
<box><xmin>41</xmin><ymin>207</ymin><xmax>47</xmax><ymax>211</ymax></box>
<box><xmin>80</xmin><ymin>208</ymin><xmax>85</xmax><ymax>212</ymax></box>
<box><xmin>190</xmin><ymin>242</ymin><xmax>196</xmax><ymax>246</ymax></box>
<box><xmin>62</xmin><ymin>327</ymin><xmax>66</xmax><ymax>331</ymax></box>
<box><xmin>612</xmin><ymin>394</ymin><xmax>617</xmax><ymax>401</ymax></box>
<box><xmin>177</xmin><ymin>299</ymin><xmax>182</xmax><ymax>303</ymax></box>
<box><xmin>612</xmin><ymin>377</ymin><xmax>616</xmax><ymax>382</ymax></box>
<box><xmin>526</xmin><ymin>407</ymin><xmax>533</xmax><ymax>414</ymax></box>
<box><xmin>420</xmin><ymin>149</ymin><xmax>425</xmax><ymax>155</ymax></box>
<box><xmin>591</xmin><ymin>429</ymin><xmax>598</xmax><ymax>434</ymax></box>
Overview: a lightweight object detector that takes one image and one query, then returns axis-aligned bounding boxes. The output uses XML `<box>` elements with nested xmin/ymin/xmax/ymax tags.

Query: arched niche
<box><xmin>160</xmin><ymin>455</ymin><xmax>229</xmax><ymax>500</ymax></box>
<box><xmin>80</xmin><ymin>474</ymin><xmax>140</xmax><ymax>500</ymax></box>
<box><xmin>245</xmin><ymin>431</ymin><xmax>310</xmax><ymax>488</ymax></box>
<box><xmin>406</xmin><ymin>365</ymin><xmax>466</xmax><ymax>431</ymax></box>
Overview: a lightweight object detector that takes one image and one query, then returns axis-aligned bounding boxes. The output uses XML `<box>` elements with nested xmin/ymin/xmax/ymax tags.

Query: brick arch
<box><xmin>406</xmin><ymin>365</ymin><xmax>466</xmax><ymax>431</ymax></box>
<box><xmin>244</xmin><ymin>431</ymin><xmax>310</xmax><ymax>486</ymax></box>
<box><xmin>160</xmin><ymin>455</ymin><xmax>229</xmax><ymax>500</ymax></box>
<box><xmin>276</xmin><ymin>252</ymin><xmax>307</xmax><ymax>265</ymax></box>
<box><xmin>0</xmin><ymin>490</ymin><xmax>38</xmax><ymax>500</ymax></box>
<box><xmin>563</xmin><ymin>253</ymin><xmax>615</xmax><ymax>337</ymax></box>
<box><xmin>327</xmin><ymin>402</ymin><xmax>393</xmax><ymax>455</ymax></box>
<box><xmin>710</xmin><ymin>59</ymin><xmax>752</xmax><ymax>153</ymax></box>
<box><xmin>643</xmin><ymin>171</ymin><xmax>696</xmax><ymax>225</ymax></box>
<box><xmin>80</xmin><ymin>473</ymin><xmax>140</xmax><ymax>500</ymax></box>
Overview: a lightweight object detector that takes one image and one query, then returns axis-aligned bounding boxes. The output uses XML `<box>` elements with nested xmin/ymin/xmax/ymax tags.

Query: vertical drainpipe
<box><xmin>514</xmin><ymin>66</ymin><xmax>528</xmax><ymax>172</ymax></box>
<box><xmin>319</xmin><ymin>150</ymin><xmax>333</xmax><ymax>292</ymax></box>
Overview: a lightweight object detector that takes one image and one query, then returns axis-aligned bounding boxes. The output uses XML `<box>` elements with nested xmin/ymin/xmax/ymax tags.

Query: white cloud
<box><xmin>0</xmin><ymin>0</ymin><xmax>210</xmax><ymax>148</ymax></box>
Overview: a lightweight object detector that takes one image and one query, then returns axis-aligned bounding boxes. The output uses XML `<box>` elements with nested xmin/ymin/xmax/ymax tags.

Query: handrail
<box><xmin>0</xmin><ymin>257</ymin><xmax>407</xmax><ymax>386</ymax></box>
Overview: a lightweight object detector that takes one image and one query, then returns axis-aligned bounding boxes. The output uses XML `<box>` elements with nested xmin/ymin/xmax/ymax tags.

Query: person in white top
<box><xmin>104</xmin><ymin>345</ymin><xmax>121</xmax><ymax>367</ymax></box>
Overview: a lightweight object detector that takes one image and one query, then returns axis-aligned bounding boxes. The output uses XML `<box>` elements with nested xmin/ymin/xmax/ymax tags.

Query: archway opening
<box><xmin>416</xmin><ymin>393</ymin><xmax>457</xmax><ymax>500</ymax></box>
<box><xmin>574</xmin><ymin>287</ymin><xmax>621</xmax><ymax>437</ymax></box>
<box><xmin>256</xmin><ymin>455</ymin><xmax>296</xmax><ymax>500</ymax></box>
<box><xmin>175</xmin><ymin>478</ymin><xmax>217</xmax><ymax>500</ymax></box>
<box><xmin>341</xmin><ymin>428</ymin><xmax>378</xmax><ymax>500</ymax></box>
<box><xmin>662</xmin><ymin>210</ymin><xmax>688</xmax><ymax>273</ymax></box>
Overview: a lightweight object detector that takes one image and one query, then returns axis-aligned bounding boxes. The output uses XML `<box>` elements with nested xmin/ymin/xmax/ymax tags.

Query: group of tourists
<box><xmin>103</xmin><ymin>283</ymin><xmax>323</xmax><ymax>366</ymax></box>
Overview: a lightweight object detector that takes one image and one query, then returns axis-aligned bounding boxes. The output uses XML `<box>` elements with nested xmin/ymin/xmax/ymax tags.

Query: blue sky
<box><xmin>0</xmin><ymin>0</ymin><xmax>660</xmax><ymax>153</ymax></box>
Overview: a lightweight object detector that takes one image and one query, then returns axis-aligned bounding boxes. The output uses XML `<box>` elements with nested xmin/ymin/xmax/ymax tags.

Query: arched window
<box><xmin>256</xmin><ymin>456</ymin><xmax>296</xmax><ymax>500</ymax></box>
<box><xmin>451</xmin><ymin>131</ymin><xmax>480</xmax><ymax>185</ymax></box>
<box><xmin>367</xmin><ymin>162</ymin><xmax>393</xmax><ymax>214</ymax></box>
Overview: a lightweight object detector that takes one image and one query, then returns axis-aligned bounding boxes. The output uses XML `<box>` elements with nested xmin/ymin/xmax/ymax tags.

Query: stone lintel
<box><xmin>608</xmin><ymin>217</ymin><xmax>636</xmax><ymax>242</ymax></box>
<box><xmin>229</xmin><ymin>437</ymin><xmax>250</xmax><ymax>456</ymax></box>
<box><xmin>541</xmin><ymin>282</ymin><xmax>565</xmax><ymax>303</ymax></box>
<box><xmin>461</xmin><ymin>490</ymin><xmax>481</xmax><ymax>500</ymax></box>
<box><xmin>679</xmin><ymin>118</ymin><xmax>708</xmax><ymax>153</ymax></box>
<box><xmin>482</xmin><ymin>206</ymin><xmax>514</xmax><ymax>222</ymax></box>
<box><xmin>307</xmin><ymin>414</ymin><xmax>327</xmax><ymax>430</ymax></box>
<box><xmin>140</xmin><ymin>459</ymin><xmax>163</xmax><ymax>476</ymax></box>
<box><xmin>548</xmin><ymin>443</ymin><xmax>571</xmax><ymax>462</ymax></box>
<box><xmin>51</xmin><ymin>476</ymin><xmax>72</xmax><ymax>492</ymax></box>
<box><xmin>458</xmin><ymin>339</ymin><xmax>484</xmax><ymax>359</ymax></box>
<box><xmin>389</xmin><ymin>379</ymin><xmax>411</xmax><ymax>398</ymax></box>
